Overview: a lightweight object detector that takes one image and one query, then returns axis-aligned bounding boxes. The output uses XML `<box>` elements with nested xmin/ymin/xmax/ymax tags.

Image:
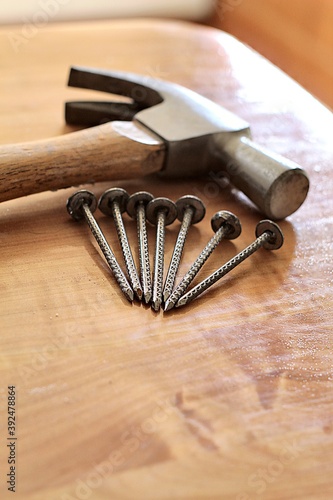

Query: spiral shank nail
<box><xmin>165</xmin><ymin>225</ymin><xmax>228</xmax><ymax>309</ymax></box>
<box><xmin>83</xmin><ymin>205</ymin><xmax>134</xmax><ymax>301</ymax></box>
<box><xmin>177</xmin><ymin>232</ymin><xmax>271</xmax><ymax>307</ymax></box>
<box><xmin>112</xmin><ymin>201</ymin><xmax>142</xmax><ymax>298</ymax></box>
<box><xmin>163</xmin><ymin>207</ymin><xmax>193</xmax><ymax>300</ymax></box>
<box><xmin>152</xmin><ymin>212</ymin><xmax>166</xmax><ymax>310</ymax></box>
<box><xmin>137</xmin><ymin>203</ymin><xmax>152</xmax><ymax>302</ymax></box>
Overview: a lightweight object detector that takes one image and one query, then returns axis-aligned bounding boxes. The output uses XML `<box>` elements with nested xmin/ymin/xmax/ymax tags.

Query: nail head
<box><xmin>146</xmin><ymin>197</ymin><xmax>177</xmax><ymax>226</ymax></box>
<box><xmin>126</xmin><ymin>191</ymin><xmax>154</xmax><ymax>218</ymax></box>
<box><xmin>255</xmin><ymin>220</ymin><xmax>284</xmax><ymax>250</ymax></box>
<box><xmin>176</xmin><ymin>195</ymin><xmax>206</xmax><ymax>224</ymax></box>
<box><xmin>66</xmin><ymin>190</ymin><xmax>97</xmax><ymax>220</ymax></box>
<box><xmin>211</xmin><ymin>210</ymin><xmax>242</xmax><ymax>240</ymax></box>
<box><xmin>98</xmin><ymin>187</ymin><xmax>129</xmax><ymax>215</ymax></box>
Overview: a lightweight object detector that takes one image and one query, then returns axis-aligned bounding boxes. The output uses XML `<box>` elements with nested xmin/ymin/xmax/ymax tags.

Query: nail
<box><xmin>164</xmin><ymin>210</ymin><xmax>241</xmax><ymax>311</ymax></box>
<box><xmin>146</xmin><ymin>197</ymin><xmax>177</xmax><ymax>312</ymax></box>
<box><xmin>99</xmin><ymin>188</ymin><xmax>143</xmax><ymax>301</ymax></box>
<box><xmin>127</xmin><ymin>191</ymin><xmax>154</xmax><ymax>304</ymax></box>
<box><xmin>176</xmin><ymin>220</ymin><xmax>284</xmax><ymax>308</ymax></box>
<box><xmin>66</xmin><ymin>190</ymin><xmax>134</xmax><ymax>303</ymax></box>
<box><xmin>163</xmin><ymin>195</ymin><xmax>206</xmax><ymax>303</ymax></box>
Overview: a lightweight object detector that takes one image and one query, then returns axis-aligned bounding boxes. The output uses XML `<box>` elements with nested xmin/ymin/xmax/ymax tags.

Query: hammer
<box><xmin>0</xmin><ymin>66</ymin><xmax>309</xmax><ymax>218</ymax></box>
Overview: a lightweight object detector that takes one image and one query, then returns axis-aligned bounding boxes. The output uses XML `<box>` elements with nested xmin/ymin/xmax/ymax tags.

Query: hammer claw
<box><xmin>65</xmin><ymin>101</ymin><xmax>143</xmax><ymax>126</ymax></box>
<box><xmin>68</xmin><ymin>66</ymin><xmax>163</xmax><ymax>108</ymax></box>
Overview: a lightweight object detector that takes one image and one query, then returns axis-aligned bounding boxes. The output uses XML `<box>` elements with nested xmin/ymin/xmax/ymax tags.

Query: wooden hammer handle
<box><xmin>0</xmin><ymin>121</ymin><xmax>165</xmax><ymax>203</ymax></box>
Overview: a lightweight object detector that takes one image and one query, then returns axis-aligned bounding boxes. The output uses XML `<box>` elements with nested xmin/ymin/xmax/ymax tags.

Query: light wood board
<box><xmin>0</xmin><ymin>19</ymin><xmax>332</xmax><ymax>500</ymax></box>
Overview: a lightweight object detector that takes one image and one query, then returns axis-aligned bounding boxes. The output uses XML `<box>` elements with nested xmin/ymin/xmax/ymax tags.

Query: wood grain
<box><xmin>0</xmin><ymin>19</ymin><xmax>332</xmax><ymax>500</ymax></box>
<box><xmin>0</xmin><ymin>121</ymin><xmax>165</xmax><ymax>202</ymax></box>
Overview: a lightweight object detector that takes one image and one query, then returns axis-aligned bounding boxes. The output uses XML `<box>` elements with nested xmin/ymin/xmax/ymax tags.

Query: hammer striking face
<box><xmin>0</xmin><ymin>66</ymin><xmax>309</xmax><ymax>219</ymax></box>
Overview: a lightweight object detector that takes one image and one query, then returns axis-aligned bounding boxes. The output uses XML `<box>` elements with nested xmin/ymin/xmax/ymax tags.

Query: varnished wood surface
<box><xmin>0</xmin><ymin>19</ymin><xmax>332</xmax><ymax>500</ymax></box>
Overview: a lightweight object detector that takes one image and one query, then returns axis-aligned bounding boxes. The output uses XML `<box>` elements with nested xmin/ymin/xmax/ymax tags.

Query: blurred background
<box><xmin>209</xmin><ymin>0</ymin><xmax>333</xmax><ymax>109</ymax></box>
<box><xmin>1</xmin><ymin>0</ymin><xmax>332</xmax><ymax>109</ymax></box>
<box><xmin>0</xmin><ymin>0</ymin><xmax>215</xmax><ymax>23</ymax></box>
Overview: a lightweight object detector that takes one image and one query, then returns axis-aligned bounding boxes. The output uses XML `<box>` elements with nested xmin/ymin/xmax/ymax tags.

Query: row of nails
<box><xmin>66</xmin><ymin>188</ymin><xmax>205</xmax><ymax>309</ymax></box>
<box><xmin>67</xmin><ymin>188</ymin><xmax>284</xmax><ymax>311</ymax></box>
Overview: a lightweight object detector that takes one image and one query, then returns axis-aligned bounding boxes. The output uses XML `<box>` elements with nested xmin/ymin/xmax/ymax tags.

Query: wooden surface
<box><xmin>0</xmin><ymin>19</ymin><xmax>332</xmax><ymax>500</ymax></box>
<box><xmin>210</xmin><ymin>0</ymin><xmax>333</xmax><ymax>109</ymax></box>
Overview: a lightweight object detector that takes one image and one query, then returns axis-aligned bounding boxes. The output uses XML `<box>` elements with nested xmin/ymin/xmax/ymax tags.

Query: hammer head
<box><xmin>66</xmin><ymin>66</ymin><xmax>309</xmax><ymax>219</ymax></box>
<box><xmin>66</xmin><ymin>66</ymin><xmax>250</xmax><ymax>177</ymax></box>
